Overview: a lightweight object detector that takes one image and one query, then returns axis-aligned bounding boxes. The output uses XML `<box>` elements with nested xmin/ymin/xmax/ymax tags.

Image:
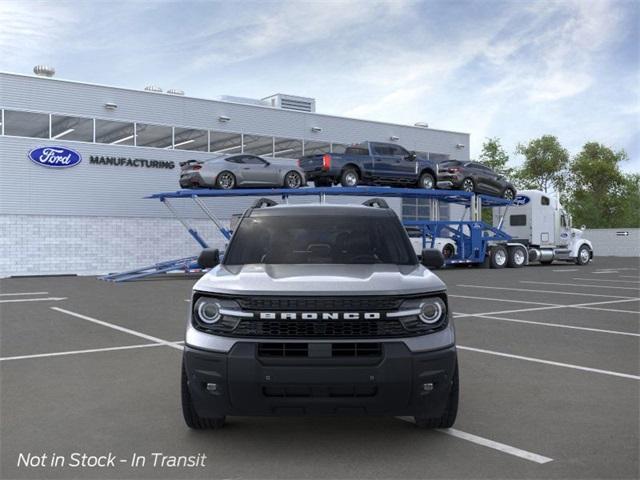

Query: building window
<box><xmin>173</xmin><ymin>127</ymin><xmax>208</xmax><ymax>151</ymax></box>
<box><xmin>210</xmin><ymin>131</ymin><xmax>243</xmax><ymax>154</ymax></box>
<box><xmin>273</xmin><ymin>137</ymin><xmax>303</xmax><ymax>159</ymax></box>
<box><xmin>95</xmin><ymin>119</ymin><xmax>135</xmax><ymax>145</ymax></box>
<box><xmin>135</xmin><ymin>123</ymin><xmax>173</xmax><ymax>148</ymax></box>
<box><xmin>3</xmin><ymin>110</ymin><xmax>49</xmax><ymax>138</ymax></box>
<box><xmin>243</xmin><ymin>134</ymin><xmax>274</xmax><ymax>156</ymax></box>
<box><xmin>51</xmin><ymin>114</ymin><xmax>93</xmax><ymax>142</ymax></box>
<box><xmin>303</xmin><ymin>140</ymin><xmax>331</xmax><ymax>155</ymax></box>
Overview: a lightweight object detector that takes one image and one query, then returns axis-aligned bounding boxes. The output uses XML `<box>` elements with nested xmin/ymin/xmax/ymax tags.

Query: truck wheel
<box><xmin>490</xmin><ymin>245</ymin><xmax>508</xmax><ymax>268</ymax></box>
<box><xmin>576</xmin><ymin>245</ymin><xmax>591</xmax><ymax>265</ymax></box>
<box><xmin>181</xmin><ymin>361</ymin><xmax>225</xmax><ymax>430</ymax></box>
<box><xmin>216</xmin><ymin>171</ymin><xmax>236</xmax><ymax>189</ymax></box>
<box><xmin>507</xmin><ymin>246</ymin><xmax>526</xmax><ymax>268</ymax></box>
<box><xmin>340</xmin><ymin>168</ymin><xmax>359</xmax><ymax>187</ymax></box>
<box><xmin>415</xmin><ymin>361</ymin><xmax>459</xmax><ymax>429</ymax></box>
<box><xmin>461</xmin><ymin>178</ymin><xmax>475</xmax><ymax>192</ymax></box>
<box><xmin>418</xmin><ymin>172</ymin><xmax>435</xmax><ymax>190</ymax></box>
<box><xmin>442</xmin><ymin>243</ymin><xmax>455</xmax><ymax>259</ymax></box>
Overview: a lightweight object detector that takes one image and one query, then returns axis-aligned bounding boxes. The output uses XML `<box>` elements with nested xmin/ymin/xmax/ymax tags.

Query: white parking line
<box><xmin>51</xmin><ymin>307</ymin><xmax>184</xmax><ymax>351</ymax></box>
<box><xmin>572</xmin><ymin>278</ymin><xmax>640</xmax><ymax>284</ymax></box>
<box><xmin>0</xmin><ymin>291</ymin><xmax>49</xmax><ymax>296</ymax></box>
<box><xmin>552</xmin><ymin>269</ymin><xmax>579</xmax><ymax>272</ymax></box>
<box><xmin>0</xmin><ymin>341</ymin><xmax>185</xmax><ymax>362</ymax></box>
<box><xmin>458</xmin><ymin>346</ymin><xmax>640</xmax><ymax>380</ymax></box>
<box><xmin>396</xmin><ymin>418</ymin><xmax>553</xmax><ymax>464</ymax></box>
<box><xmin>521</xmin><ymin>281</ymin><xmax>639</xmax><ymax>291</ymax></box>
<box><xmin>440</xmin><ymin>428</ymin><xmax>553</xmax><ymax>464</ymax></box>
<box><xmin>449</xmin><ymin>294</ymin><xmax>560</xmax><ymax>307</ymax></box>
<box><xmin>458</xmin><ymin>314</ymin><xmax>640</xmax><ymax>337</ymax></box>
<box><xmin>454</xmin><ymin>298</ymin><xmax>640</xmax><ymax>318</ymax></box>
<box><xmin>620</xmin><ymin>275</ymin><xmax>640</xmax><ymax>279</ymax></box>
<box><xmin>0</xmin><ymin>297</ymin><xmax>67</xmax><ymax>304</ymax></box>
<box><xmin>456</xmin><ymin>284</ymin><xmax>636</xmax><ymax>299</ymax></box>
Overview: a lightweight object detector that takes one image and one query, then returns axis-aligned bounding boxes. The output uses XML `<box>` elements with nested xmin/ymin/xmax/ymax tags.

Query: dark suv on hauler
<box><xmin>181</xmin><ymin>199</ymin><xmax>458</xmax><ymax>429</ymax></box>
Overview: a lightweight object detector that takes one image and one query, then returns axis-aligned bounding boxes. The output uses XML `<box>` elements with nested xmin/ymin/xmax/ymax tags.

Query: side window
<box><xmin>225</xmin><ymin>156</ymin><xmax>243</xmax><ymax>164</ymax></box>
<box><xmin>541</xmin><ymin>196</ymin><xmax>550</xmax><ymax>206</ymax></box>
<box><xmin>391</xmin><ymin>145</ymin><xmax>410</xmax><ymax>157</ymax></box>
<box><xmin>372</xmin><ymin>144</ymin><xmax>392</xmax><ymax>155</ymax></box>
<box><xmin>510</xmin><ymin>215</ymin><xmax>527</xmax><ymax>226</ymax></box>
<box><xmin>243</xmin><ymin>155</ymin><xmax>267</xmax><ymax>165</ymax></box>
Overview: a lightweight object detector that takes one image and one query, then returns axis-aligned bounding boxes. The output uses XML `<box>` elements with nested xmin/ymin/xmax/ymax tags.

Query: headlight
<box><xmin>195</xmin><ymin>297</ymin><xmax>221</xmax><ymax>324</ymax></box>
<box><xmin>418</xmin><ymin>297</ymin><xmax>446</xmax><ymax>324</ymax></box>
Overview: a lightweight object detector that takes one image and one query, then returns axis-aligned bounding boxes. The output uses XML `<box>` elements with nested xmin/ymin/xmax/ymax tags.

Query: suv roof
<box><xmin>248</xmin><ymin>203</ymin><xmax>395</xmax><ymax>218</ymax></box>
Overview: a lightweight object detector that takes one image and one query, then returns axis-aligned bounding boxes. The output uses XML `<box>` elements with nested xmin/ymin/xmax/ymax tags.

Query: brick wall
<box><xmin>0</xmin><ymin>215</ymin><xmax>229</xmax><ymax>277</ymax></box>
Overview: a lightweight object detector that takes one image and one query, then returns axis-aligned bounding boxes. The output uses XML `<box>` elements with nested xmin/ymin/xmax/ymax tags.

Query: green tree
<box><xmin>479</xmin><ymin>137</ymin><xmax>513</xmax><ymax>176</ymax></box>
<box><xmin>565</xmin><ymin>142</ymin><xmax>638</xmax><ymax>228</ymax></box>
<box><xmin>516</xmin><ymin>135</ymin><xmax>569</xmax><ymax>193</ymax></box>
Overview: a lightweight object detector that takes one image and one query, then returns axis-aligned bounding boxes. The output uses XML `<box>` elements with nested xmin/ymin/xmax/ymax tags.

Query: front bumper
<box><xmin>183</xmin><ymin>342</ymin><xmax>457</xmax><ymax>417</ymax></box>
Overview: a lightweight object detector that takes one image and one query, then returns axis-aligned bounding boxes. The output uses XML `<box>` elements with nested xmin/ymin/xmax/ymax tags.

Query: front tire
<box><xmin>216</xmin><ymin>171</ymin><xmax>236</xmax><ymax>189</ymax></box>
<box><xmin>414</xmin><ymin>361</ymin><xmax>459</xmax><ymax>429</ymax></box>
<box><xmin>461</xmin><ymin>178</ymin><xmax>475</xmax><ymax>193</ymax></box>
<box><xmin>181</xmin><ymin>362</ymin><xmax>225</xmax><ymax>430</ymax></box>
<box><xmin>284</xmin><ymin>171</ymin><xmax>303</xmax><ymax>189</ymax></box>
<box><xmin>490</xmin><ymin>245</ymin><xmax>508</xmax><ymax>269</ymax></box>
<box><xmin>576</xmin><ymin>245</ymin><xmax>591</xmax><ymax>265</ymax></box>
<box><xmin>418</xmin><ymin>172</ymin><xmax>435</xmax><ymax>190</ymax></box>
<box><xmin>340</xmin><ymin>168</ymin><xmax>359</xmax><ymax>187</ymax></box>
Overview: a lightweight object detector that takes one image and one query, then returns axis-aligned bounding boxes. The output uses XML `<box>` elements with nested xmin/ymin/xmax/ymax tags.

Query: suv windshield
<box><xmin>224</xmin><ymin>214</ymin><xmax>417</xmax><ymax>265</ymax></box>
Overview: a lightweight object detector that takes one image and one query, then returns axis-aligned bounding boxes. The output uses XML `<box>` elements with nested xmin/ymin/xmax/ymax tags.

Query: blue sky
<box><xmin>1</xmin><ymin>0</ymin><xmax>638</xmax><ymax>172</ymax></box>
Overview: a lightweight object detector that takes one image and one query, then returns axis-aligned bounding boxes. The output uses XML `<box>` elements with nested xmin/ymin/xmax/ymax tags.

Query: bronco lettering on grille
<box><xmin>258</xmin><ymin>312</ymin><xmax>382</xmax><ymax>320</ymax></box>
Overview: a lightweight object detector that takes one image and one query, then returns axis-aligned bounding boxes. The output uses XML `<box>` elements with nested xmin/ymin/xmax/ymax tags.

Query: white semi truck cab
<box><xmin>494</xmin><ymin>190</ymin><xmax>593</xmax><ymax>265</ymax></box>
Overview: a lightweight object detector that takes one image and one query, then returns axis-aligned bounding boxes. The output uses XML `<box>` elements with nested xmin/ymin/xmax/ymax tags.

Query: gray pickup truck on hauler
<box><xmin>181</xmin><ymin>199</ymin><xmax>458</xmax><ymax>429</ymax></box>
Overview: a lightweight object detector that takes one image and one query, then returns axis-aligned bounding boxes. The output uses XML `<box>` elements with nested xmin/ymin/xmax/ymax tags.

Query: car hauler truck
<box><xmin>493</xmin><ymin>190</ymin><xmax>593</xmax><ymax>266</ymax></box>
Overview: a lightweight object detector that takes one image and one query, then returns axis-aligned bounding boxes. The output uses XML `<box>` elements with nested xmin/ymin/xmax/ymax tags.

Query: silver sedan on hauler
<box><xmin>179</xmin><ymin>154</ymin><xmax>306</xmax><ymax>189</ymax></box>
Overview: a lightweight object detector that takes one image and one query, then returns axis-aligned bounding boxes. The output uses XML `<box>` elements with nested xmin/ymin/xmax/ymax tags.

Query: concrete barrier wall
<box><xmin>584</xmin><ymin>228</ymin><xmax>640</xmax><ymax>257</ymax></box>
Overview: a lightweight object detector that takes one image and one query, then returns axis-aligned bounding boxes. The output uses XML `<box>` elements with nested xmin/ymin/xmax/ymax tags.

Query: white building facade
<box><xmin>0</xmin><ymin>72</ymin><xmax>470</xmax><ymax>277</ymax></box>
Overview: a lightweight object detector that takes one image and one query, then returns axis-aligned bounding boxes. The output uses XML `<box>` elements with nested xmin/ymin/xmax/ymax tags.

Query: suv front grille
<box><xmin>235</xmin><ymin>296</ymin><xmax>404</xmax><ymax>311</ymax></box>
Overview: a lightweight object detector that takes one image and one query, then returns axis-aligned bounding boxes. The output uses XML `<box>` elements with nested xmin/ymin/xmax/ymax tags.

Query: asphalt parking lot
<box><xmin>1</xmin><ymin>257</ymin><xmax>638</xmax><ymax>479</ymax></box>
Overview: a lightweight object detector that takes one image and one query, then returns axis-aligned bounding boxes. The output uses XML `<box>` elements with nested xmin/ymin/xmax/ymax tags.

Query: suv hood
<box><xmin>194</xmin><ymin>264</ymin><xmax>446</xmax><ymax>296</ymax></box>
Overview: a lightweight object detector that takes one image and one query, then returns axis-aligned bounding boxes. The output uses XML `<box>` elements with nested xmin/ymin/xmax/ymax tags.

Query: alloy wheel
<box><xmin>286</xmin><ymin>172</ymin><xmax>302</xmax><ymax>189</ymax></box>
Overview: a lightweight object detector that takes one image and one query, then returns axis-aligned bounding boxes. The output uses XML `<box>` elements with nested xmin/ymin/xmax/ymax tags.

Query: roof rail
<box><xmin>251</xmin><ymin>198</ymin><xmax>278</xmax><ymax>208</ymax></box>
<box><xmin>362</xmin><ymin>198</ymin><xmax>389</xmax><ymax>209</ymax></box>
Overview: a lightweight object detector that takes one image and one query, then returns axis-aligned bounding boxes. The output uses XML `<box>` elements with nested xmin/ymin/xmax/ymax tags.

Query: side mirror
<box><xmin>407</xmin><ymin>151</ymin><xmax>417</xmax><ymax>161</ymax></box>
<box><xmin>420</xmin><ymin>248</ymin><xmax>445</xmax><ymax>269</ymax></box>
<box><xmin>581</xmin><ymin>225</ymin><xmax>586</xmax><ymax>231</ymax></box>
<box><xmin>197</xmin><ymin>248</ymin><xmax>220</xmax><ymax>269</ymax></box>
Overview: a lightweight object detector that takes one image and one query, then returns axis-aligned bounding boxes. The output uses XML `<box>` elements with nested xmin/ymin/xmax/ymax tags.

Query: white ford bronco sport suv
<box><xmin>182</xmin><ymin>198</ymin><xmax>458</xmax><ymax>429</ymax></box>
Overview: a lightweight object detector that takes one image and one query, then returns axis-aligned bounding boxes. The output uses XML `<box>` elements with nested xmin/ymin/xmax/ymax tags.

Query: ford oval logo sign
<box><xmin>28</xmin><ymin>146</ymin><xmax>82</xmax><ymax>168</ymax></box>
<box><xmin>513</xmin><ymin>195</ymin><xmax>530</xmax><ymax>206</ymax></box>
